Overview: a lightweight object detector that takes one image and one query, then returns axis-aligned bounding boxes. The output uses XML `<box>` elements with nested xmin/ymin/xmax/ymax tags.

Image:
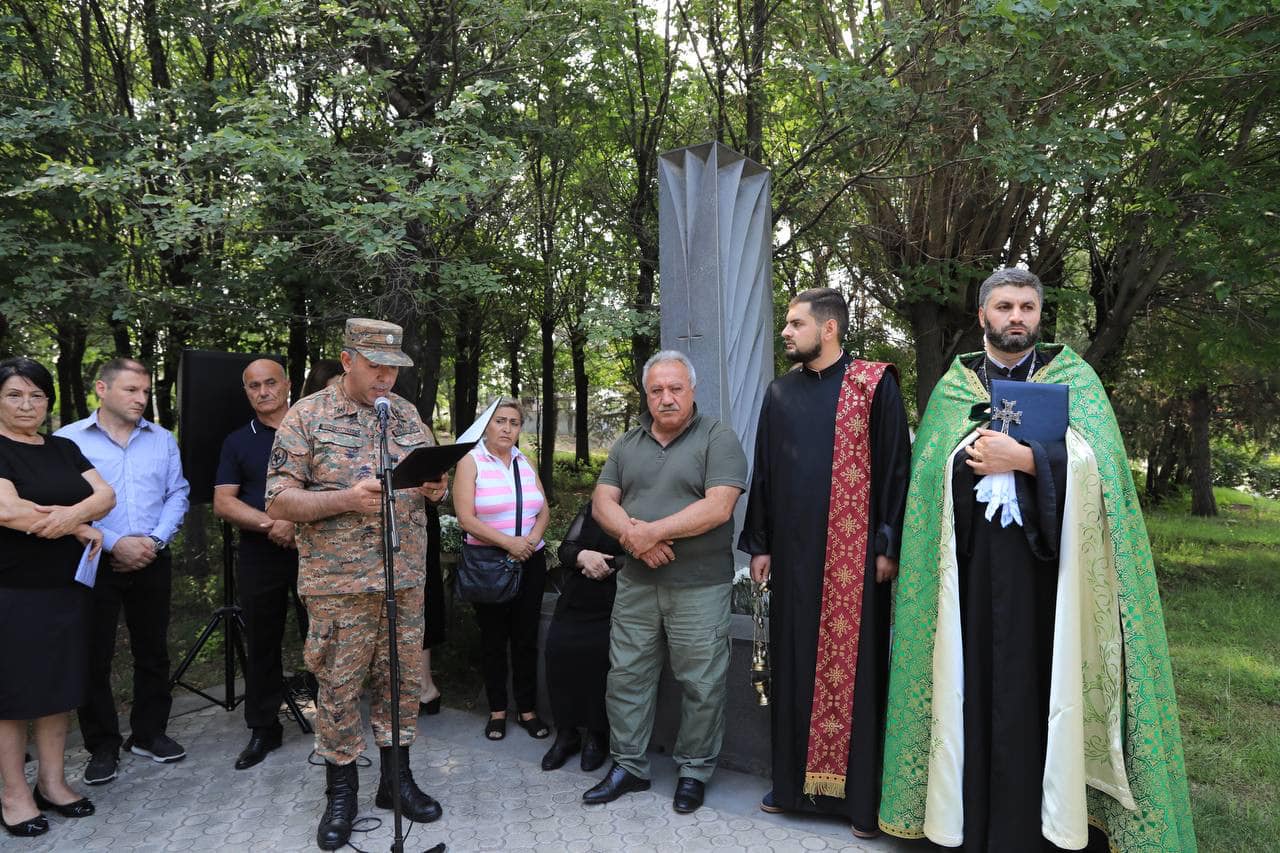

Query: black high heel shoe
<box><xmin>34</xmin><ymin>786</ymin><xmax>96</xmax><ymax>818</ymax></box>
<box><xmin>0</xmin><ymin>807</ymin><xmax>48</xmax><ymax>838</ymax></box>
<box><xmin>418</xmin><ymin>696</ymin><xmax>442</xmax><ymax>716</ymax></box>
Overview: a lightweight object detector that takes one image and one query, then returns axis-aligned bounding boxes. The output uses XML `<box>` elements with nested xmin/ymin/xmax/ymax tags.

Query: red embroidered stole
<box><xmin>803</xmin><ymin>359</ymin><xmax>891</xmax><ymax>798</ymax></box>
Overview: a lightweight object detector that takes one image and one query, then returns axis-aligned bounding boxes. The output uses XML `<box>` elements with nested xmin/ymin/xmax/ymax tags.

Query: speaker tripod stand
<box><xmin>170</xmin><ymin>521</ymin><xmax>311</xmax><ymax>734</ymax></box>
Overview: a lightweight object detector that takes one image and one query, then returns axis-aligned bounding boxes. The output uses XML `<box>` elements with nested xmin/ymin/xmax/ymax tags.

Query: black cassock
<box><xmin>739</xmin><ymin>351</ymin><xmax>910</xmax><ymax>830</ymax></box>
<box><xmin>950</xmin><ymin>351</ymin><xmax>1105</xmax><ymax>853</ymax></box>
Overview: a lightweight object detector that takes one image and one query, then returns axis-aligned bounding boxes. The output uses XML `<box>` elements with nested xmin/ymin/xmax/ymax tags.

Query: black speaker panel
<box><xmin>178</xmin><ymin>349</ymin><xmax>284</xmax><ymax>505</ymax></box>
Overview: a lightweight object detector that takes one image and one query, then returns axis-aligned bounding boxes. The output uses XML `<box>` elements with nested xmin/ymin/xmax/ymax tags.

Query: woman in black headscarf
<box><xmin>539</xmin><ymin>501</ymin><xmax>621</xmax><ymax>772</ymax></box>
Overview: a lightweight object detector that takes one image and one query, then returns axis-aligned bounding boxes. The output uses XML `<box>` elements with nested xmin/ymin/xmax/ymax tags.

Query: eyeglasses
<box><xmin>1</xmin><ymin>391</ymin><xmax>49</xmax><ymax>407</ymax></box>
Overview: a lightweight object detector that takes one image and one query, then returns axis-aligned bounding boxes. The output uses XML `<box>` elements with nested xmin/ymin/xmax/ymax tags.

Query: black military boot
<box><xmin>317</xmin><ymin>761</ymin><xmax>358</xmax><ymax>850</ymax></box>
<box><xmin>375</xmin><ymin>745</ymin><xmax>443</xmax><ymax>823</ymax></box>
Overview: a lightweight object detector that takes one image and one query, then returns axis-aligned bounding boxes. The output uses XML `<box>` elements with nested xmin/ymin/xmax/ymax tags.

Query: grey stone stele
<box><xmin>657</xmin><ymin>141</ymin><xmax>773</xmax><ymax>560</ymax></box>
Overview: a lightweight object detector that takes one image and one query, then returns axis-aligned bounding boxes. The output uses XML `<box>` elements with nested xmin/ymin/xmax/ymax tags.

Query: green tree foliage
<box><xmin>1</xmin><ymin>0</ymin><xmax>1277</xmax><ymax>509</ymax></box>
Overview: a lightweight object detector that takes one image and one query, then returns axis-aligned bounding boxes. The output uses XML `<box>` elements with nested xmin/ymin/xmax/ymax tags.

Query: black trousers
<box><xmin>237</xmin><ymin>544</ymin><xmax>303</xmax><ymax>731</ymax></box>
<box><xmin>471</xmin><ymin>550</ymin><xmax>546</xmax><ymax>714</ymax></box>
<box><xmin>79</xmin><ymin>551</ymin><xmax>173</xmax><ymax>754</ymax></box>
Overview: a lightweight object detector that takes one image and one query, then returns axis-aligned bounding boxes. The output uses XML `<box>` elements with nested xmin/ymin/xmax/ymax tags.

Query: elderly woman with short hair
<box><xmin>0</xmin><ymin>357</ymin><xmax>114</xmax><ymax>837</ymax></box>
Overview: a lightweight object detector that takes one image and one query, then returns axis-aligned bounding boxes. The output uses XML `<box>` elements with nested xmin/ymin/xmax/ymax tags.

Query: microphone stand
<box><xmin>377</xmin><ymin>404</ymin><xmax>405</xmax><ymax>853</ymax></box>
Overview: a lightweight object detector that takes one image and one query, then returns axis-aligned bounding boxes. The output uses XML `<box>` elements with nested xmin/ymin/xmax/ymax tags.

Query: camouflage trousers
<box><xmin>303</xmin><ymin>587</ymin><xmax>424</xmax><ymax>765</ymax></box>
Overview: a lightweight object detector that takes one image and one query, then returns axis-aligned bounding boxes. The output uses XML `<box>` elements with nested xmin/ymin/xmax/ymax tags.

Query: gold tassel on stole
<box><xmin>803</xmin><ymin>772</ymin><xmax>847</xmax><ymax>798</ymax></box>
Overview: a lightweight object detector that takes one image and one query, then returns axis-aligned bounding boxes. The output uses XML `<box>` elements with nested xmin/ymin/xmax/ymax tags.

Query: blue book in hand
<box><xmin>989</xmin><ymin>379</ymin><xmax>1069</xmax><ymax>444</ymax></box>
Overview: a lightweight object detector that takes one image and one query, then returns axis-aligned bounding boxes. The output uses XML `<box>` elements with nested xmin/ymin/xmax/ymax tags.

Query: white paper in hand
<box><xmin>457</xmin><ymin>399</ymin><xmax>501</xmax><ymax>444</ymax></box>
<box><xmin>74</xmin><ymin>540</ymin><xmax>101</xmax><ymax>588</ymax></box>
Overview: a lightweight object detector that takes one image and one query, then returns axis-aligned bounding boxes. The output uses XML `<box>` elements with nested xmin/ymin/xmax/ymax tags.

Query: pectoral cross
<box><xmin>993</xmin><ymin>398</ymin><xmax>1022</xmax><ymax>434</ymax></box>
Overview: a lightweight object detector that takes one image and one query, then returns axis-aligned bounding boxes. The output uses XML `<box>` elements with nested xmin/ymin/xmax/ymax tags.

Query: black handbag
<box><xmin>456</xmin><ymin>456</ymin><xmax>525</xmax><ymax>604</ymax></box>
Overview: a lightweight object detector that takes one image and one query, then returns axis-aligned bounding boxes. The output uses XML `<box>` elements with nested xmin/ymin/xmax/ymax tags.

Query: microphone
<box><xmin>374</xmin><ymin>396</ymin><xmax>392</xmax><ymax>428</ymax></box>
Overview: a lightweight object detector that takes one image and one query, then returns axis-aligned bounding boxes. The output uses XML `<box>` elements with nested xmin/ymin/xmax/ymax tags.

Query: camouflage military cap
<box><xmin>344</xmin><ymin>318</ymin><xmax>413</xmax><ymax>367</ymax></box>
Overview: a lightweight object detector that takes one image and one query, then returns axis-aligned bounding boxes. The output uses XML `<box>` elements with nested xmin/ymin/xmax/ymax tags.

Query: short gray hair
<box><xmin>494</xmin><ymin>397</ymin><xmax>525</xmax><ymax>425</ymax></box>
<box><xmin>978</xmin><ymin>267</ymin><xmax>1043</xmax><ymax>310</ymax></box>
<box><xmin>641</xmin><ymin>350</ymin><xmax>697</xmax><ymax>389</ymax></box>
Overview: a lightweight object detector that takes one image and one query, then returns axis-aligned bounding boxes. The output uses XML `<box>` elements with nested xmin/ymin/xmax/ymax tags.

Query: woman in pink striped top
<box><xmin>453</xmin><ymin>399</ymin><xmax>552</xmax><ymax>742</ymax></box>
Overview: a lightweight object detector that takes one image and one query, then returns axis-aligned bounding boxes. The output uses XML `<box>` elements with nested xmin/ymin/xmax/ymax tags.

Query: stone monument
<box><xmin>657</xmin><ymin>140</ymin><xmax>774</xmax><ymax>542</ymax></box>
<box><xmin>649</xmin><ymin>141</ymin><xmax>774</xmax><ymax>774</ymax></box>
<box><xmin>534</xmin><ymin>143</ymin><xmax>777</xmax><ymax>779</ymax></box>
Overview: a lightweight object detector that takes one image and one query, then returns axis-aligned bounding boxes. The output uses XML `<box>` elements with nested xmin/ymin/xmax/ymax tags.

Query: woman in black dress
<box><xmin>539</xmin><ymin>501</ymin><xmax>621</xmax><ymax>772</ymax></box>
<box><xmin>0</xmin><ymin>358</ymin><xmax>115</xmax><ymax>837</ymax></box>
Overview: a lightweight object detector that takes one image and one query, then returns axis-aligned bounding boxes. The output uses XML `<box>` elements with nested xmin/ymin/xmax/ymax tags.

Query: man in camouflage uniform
<box><xmin>266</xmin><ymin>318</ymin><xmax>448</xmax><ymax>851</ymax></box>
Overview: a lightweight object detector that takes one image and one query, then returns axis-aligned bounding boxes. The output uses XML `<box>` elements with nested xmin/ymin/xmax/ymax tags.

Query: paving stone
<box><xmin>15</xmin><ymin>696</ymin><xmax>926</xmax><ymax>852</ymax></box>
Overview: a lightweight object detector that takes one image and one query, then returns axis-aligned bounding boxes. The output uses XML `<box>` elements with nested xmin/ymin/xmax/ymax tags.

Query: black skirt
<box><xmin>0</xmin><ymin>585</ymin><xmax>91</xmax><ymax>719</ymax></box>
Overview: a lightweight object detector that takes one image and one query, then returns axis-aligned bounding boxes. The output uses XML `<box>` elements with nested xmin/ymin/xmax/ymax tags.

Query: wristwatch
<box><xmin>148</xmin><ymin>535</ymin><xmax>167</xmax><ymax>551</ymax></box>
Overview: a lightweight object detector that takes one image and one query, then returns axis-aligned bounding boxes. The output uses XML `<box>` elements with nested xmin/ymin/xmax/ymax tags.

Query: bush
<box><xmin>438</xmin><ymin>513</ymin><xmax>464</xmax><ymax>554</ymax></box>
<box><xmin>552</xmin><ymin>451</ymin><xmax>604</xmax><ymax>488</ymax></box>
<box><xmin>1212</xmin><ymin>441</ymin><xmax>1280</xmax><ymax>499</ymax></box>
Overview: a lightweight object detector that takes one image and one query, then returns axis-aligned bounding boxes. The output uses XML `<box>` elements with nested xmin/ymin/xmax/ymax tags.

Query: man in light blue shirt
<box><xmin>57</xmin><ymin>358</ymin><xmax>190</xmax><ymax>785</ymax></box>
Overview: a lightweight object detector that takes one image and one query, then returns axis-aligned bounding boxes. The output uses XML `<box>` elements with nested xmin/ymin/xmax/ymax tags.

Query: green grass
<box><xmin>1148</xmin><ymin>488</ymin><xmax>1280</xmax><ymax>852</ymax></box>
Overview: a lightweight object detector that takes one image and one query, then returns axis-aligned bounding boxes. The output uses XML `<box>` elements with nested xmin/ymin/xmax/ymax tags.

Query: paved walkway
<box><xmin>19</xmin><ymin>688</ymin><xmax>934</xmax><ymax>852</ymax></box>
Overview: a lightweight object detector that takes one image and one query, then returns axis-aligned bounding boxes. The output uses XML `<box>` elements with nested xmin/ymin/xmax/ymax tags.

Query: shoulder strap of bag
<box><xmin>512</xmin><ymin>455</ymin><xmax>524</xmax><ymax>537</ymax></box>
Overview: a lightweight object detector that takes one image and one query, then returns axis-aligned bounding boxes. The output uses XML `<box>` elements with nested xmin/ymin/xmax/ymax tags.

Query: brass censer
<box><xmin>750</xmin><ymin>580</ymin><xmax>771</xmax><ymax>706</ymax></box>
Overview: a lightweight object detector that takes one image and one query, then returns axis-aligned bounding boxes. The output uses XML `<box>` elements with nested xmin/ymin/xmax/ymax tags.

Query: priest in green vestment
<box><xmin>879</xmin><ymin>268</ymin><xmax>1195</xmax><ymax>852</ymax></box>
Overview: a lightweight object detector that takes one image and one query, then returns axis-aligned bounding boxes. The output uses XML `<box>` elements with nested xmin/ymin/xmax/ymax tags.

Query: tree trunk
<box><xmin>539</xmin><ymin>313</ymin><xmax>557</xmax><ymax>503</ymax></box>
<box><xmin>108</xmin><ymin>314</ymin><xmax>132</xmax><ymax>356</ymax></box>
<box><xmin>448</xmin><ymin>298</ymin><xmax>481</xmax><ymax>435</ymax></box>
<box><xmin>744</xmin><ymin>0</ymin><xmax>767</xmax><ymax>164</ymax></box>
<box><xmin>570</xmin><ymin>324</ymin><xmax>589</xmax><ymax>466</ymax></box>
<box><xmin>156</xmin><ymin>322</ymin><xmax>189</xmax><ymax>430</ymax></box>
<box><xmin>908</xmin><ymin>301</ymin><xmax>947</xmax><ymax>418</ymax></box>
<box><xmin>1144</xmin><ymin>400</ymin><xmax>1180</xmax><ymax>502</ymax></box>
<box><xmin>138</xmin><ymin>325</ymin><xmax>158</xmax><ymax>417</ymax></box>
<box><xmin>285</xmin><ymin>278</ymin><xmax>309</xmax><ymax>401</ymax></box>
<box><xmin>1144</xmin><ymin>446</ymin><xmax>1161</xmax><ymax>502</ymax></box>
<box><xmin>507</xmin><ymin>332</ymin><xmax>522</xmax><ymax>399</ymax></box>
<box><xmin>54</xmin><ymin>318</ymin><xmax>88</xmax><ymax>425</ymax></box>
<box><xmin>629</xmin><ymin>240</ymin><xmax>657</xmax><ymax>391</ymax></box>
<box><xmin>1188</xmin><ymin>384</ymin><xmax>1217</xmax><ymax>517</ymax></box>
<box><xmin>417</xmin><ymin>311</ymin><xmax>443</xmax><ymax>426</ymax></box>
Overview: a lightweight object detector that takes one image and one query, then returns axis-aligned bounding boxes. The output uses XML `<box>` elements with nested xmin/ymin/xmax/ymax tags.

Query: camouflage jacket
<box><xmin>265</xmin><ymin>383</ymin><xmax>434</xmax><ymax>596</ymax></box>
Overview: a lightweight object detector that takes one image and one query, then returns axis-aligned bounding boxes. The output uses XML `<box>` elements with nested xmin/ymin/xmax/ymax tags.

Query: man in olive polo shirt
<box><xmin>583</xmin><ymin>350</ymin><xmax>748</xmax><ymax>815</ymax></box>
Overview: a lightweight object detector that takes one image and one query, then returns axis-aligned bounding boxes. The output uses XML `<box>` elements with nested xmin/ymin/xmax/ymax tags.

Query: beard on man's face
<box><xmin>984</xmin><ymin>319</ymin><xmax>1041</xmax><ymax>354</ymax></box>
<box><xmin>784</xmin><ymin>338</ymin><xmax>822</xmax><ymax>364</ymax></box>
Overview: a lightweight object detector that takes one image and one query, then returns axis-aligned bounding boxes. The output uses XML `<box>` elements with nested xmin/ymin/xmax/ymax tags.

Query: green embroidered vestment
<box><xmin>879</xmin><ymin>345</ymin><xmax>1195</xmax><ymax>852</ymax></box>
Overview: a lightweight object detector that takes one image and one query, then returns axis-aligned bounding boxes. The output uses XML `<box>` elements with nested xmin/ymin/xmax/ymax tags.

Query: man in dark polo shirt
<box><xmin>213</xmin><ymin>358</ymin><xmax>302</xmax><ymax>770</ymax></box>
<box><xmin>583</xmin><ymin>350</ymin><xmax>748</xmax><ymax>815</ymax></box>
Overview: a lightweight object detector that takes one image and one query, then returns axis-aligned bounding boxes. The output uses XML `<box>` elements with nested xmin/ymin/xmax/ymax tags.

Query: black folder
<box><xmin>391</xmin><ymin>442</ymin><xmax>478</xmax><ymax>489</ymax></box>
<box><xmin>989</xmin><ymin>379</ymin><xmax>1069</xmax><ymax>444</ymax></box>
<box><xmin>390</xmin><ymin>398</ymin><xmax>500</xmax><ymax>489</ymax></box>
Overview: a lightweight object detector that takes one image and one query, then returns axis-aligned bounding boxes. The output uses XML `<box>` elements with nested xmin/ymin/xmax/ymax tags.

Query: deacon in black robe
<box><xmin>738</xmin><ymin>350</ymin><xmax>911</xmax><ymax>832</ymax></box>
<box><xmin>952</xmin><ymin>350</ymin><xmax>1108</xmax><ymax>853</ymax></box>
